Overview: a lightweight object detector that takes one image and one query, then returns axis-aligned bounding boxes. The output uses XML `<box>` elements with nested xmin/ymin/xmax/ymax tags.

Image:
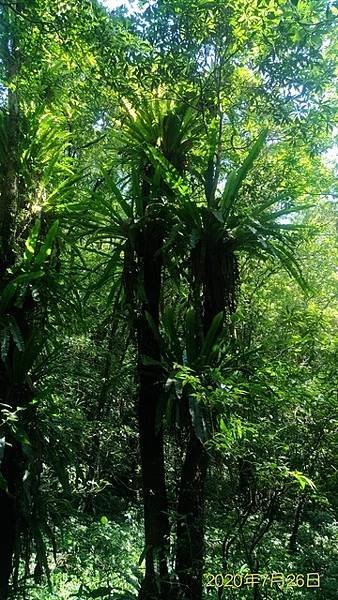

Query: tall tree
<box><xmin>0</xmin><ymin>1</ymin><xmax>335</xmax><ymax>599</ymax></box>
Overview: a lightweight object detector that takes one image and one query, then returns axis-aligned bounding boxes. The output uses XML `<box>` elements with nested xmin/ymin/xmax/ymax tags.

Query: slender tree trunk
<box><xmin>0</xmin><ymin>5</ymin><xmax>21</xmax><ymax>597</ymax></box>
<box><xmin>175</xmin><ymin>226</ymin><xmax>235</xmax><ymax>600</ymax></box>
<box><xmin>136</xmin><ymin>223</ymin><xmax>170</xmax><ymax>600</ymax></box>
<box><xmin>0</xmin><ymin>375</ymin><xmax>35</xmax><ymax>599</ymax></box>
<box><xmin>289</xmin><ymin>497</ymin><xmax>305</xmax><ymax>555</ymax></box>
<box><xmin>0</xmin><ymin>3</ymin><xmax>20</xmax><ymax>276</ymax></box>
<box><xmin>0</xmin><ymin>439</ymin><xmax>20</xmax><ymax>600</ymax></box>
<box><xmin>175</xmin><ymin>431</ymin><xmax>208</xmax><ymax>600</ymax></box>
<box><xmin>84</xmin><ymin>316</ymin><xmax>118</xmax><ymax>513</ymax></box>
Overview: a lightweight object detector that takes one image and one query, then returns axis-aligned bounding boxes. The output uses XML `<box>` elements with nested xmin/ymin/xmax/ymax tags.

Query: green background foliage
<box><xmin>0</xmin><ymin>0</ymin><xmax>337</xmax><ymax>599</ymax></box>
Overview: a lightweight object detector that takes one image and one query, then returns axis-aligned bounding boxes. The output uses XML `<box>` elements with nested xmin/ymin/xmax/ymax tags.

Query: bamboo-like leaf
<box><xmin>0</xmin><ymin>282</ymin><xmax>17</xmax><ymax>314</ymax></box>
<box><xmin>86</xmin><ymin>248</ymin><xmax>121</xmax><ymax>297</ymax></box>
<box><xmin>145</xmin><ymin>146</ymin><xmax>190</xmax><ymax>198</ymax></box>
<box><xmin>104</xmin><ymin>174</ymin><xmax>133</xmax><ymax>218</ymax></box>
<box><xmin>189</xmin><ymin>395</ymin><xmax>208</xmax><ymax>443</ymax></box>
<box><xmin>0</xmin><ymin>327</ymin><xmax>10</xmax><ymax>362</ymax></box>
<box><xmin>260</xmin><ymin>204</ymin><xmax>313</xmax><ymax>222</ymax></box>
<box><xmin>13</xmin><ymin>271</ymin><xmax>44</xmax><ymax>285</ymax></box>
<box><xmin>200</xmin><ymin>312</ymin><xmax>224</xmax><ymax>363</ymax></box>
<box><xmin>24</xmin><ymin>219</ymin><xmax>41</xmax><ymax>260</ymax></box>
<box><xmin>162</xmin><ymin>306</ymin><xmax>182</xmax><ymax>362</ymax></box>
<box><xmin>8</xmin><ymin>317</ymin><xmax>24</xmax><ymax>352</ymax></box>
<box><xmin>34</xmin><ymin>220</ymin><xmax>59</xmax><ymax>266</ymax></box>
<box><xmin>221</xmin><ymin>129</ymin><xmax>268</xmax><ymax>217</ymax></box>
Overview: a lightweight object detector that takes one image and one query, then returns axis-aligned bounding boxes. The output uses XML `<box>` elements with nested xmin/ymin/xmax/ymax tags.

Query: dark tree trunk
<box><xmin>0</xmin><ymin>5</ymin><xmax>21</xmax><ymax>597</ymax></box>
<box><xmin>136</xmin><ymin>223</ymin><xmax>170</xmax><ymax>600</ymax></box>
<box><xmin>0</xmin><ymin>450</ymin><xmax>17</xmax><ymax>599</ymax></box>
<box><xmin>0</xmin><ymin>3</ymin><xmax>20</xmax><ymax>277</ymax></box>
<box><xmin>0</xmin><ymin>438</ymin><xmax>22</xmax><ymax>600</ymax></box>
<box><xmin>175</xmin><ymin>432</ymin><xmax>208</xmax><ymax>600</ymax></box>
<box><xmin>0</xmin><ymin>378</ymin><xmax>33</xmax><ymax>600</ymax></box>
<box><xmin>175</xmin><ymin>222</ymin><xmax>236</xmax><ymax>600</ymax></box>
<box><xmin>289</xmin><ymin>497</ymin><xmax>305</xmax><ymax>555</ymax></box>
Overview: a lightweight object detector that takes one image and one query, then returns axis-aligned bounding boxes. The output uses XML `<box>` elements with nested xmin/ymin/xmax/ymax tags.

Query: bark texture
<box><xmin>0</xmin><ymin>5</ymin><xmax>21</xmax><ymax>597</ymax></box>
<box><xmin>175</xmin><ymin>432</ymin><xmax>208</xmax><ymax>600</ymax></box>
<box><xmin>0</xmin><ymin>3</ymin><xmax>20</xmax><ymax>277</ymax></box>
<box><xmin>175</xmin><ymin>215</ymin><xmax>238</xmax><ymax>600</ymax></box>
<box><xmin>136</xmin><ymin>222</ymin><xmax>170</xmax><ymax>600</ymax></box>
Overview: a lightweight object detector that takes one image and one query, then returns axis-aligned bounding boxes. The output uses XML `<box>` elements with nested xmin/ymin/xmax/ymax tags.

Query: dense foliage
<box><xmin>0</xmin><ymin>1</ymin><xmax>337</xmax><ymax>599</ymax></box>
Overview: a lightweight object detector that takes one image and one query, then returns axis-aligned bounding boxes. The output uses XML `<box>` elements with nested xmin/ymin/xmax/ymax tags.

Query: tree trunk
<box><xmin>0</xmin><ymin>442</ymin><xmax>20</xmax><ymax>600</ymax></box>
<box><xmin>0</xmin><ymin>5</ymin><xmax>21</xmax><ymax>597</ymax></box>
<box><xmin>0</xmin><ymin>379</ymin><xmax>33</xmax><ymax>599</ymax></box>
<box><xmin>175</xmin><ymin>432</ymin><xmax>208</xmax><ymax>600</ymax></box>
<box><xmin>289</xmin><ymin>497</ymin><xmax>305</xmax><ymax>555</ymax></box>
<box><xmin>136</xmin><ymin>223</ymin><xmax>170</xmax><ymax>600</ymax></box>
<box><xmin>0</xmin><ymin>2</ymin><xmax>20</xmax><ymax>277</ymax></box>
<box><xmin>175</xmin><ymin>226</ymin><xmax>235</xmax><ymax>600</ymax></box>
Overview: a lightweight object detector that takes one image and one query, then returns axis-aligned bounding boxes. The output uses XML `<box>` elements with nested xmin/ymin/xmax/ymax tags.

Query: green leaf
<box><xmin>8</xmin><ymin>317</ymin><xmax>25</xmax><ymax>352</ymax></box>
<box><xmin>89</xmin><ymin>587</ymin><xmax>112</xmax><ymax>599</ymax></box>
<box><xmin>0</xmin><ymin>327</ymin><xmax>10</xmax><ymax>362</ymax></box>
<box><xmin>220</xmin><ymin>129</ymin><xmax>268</xmax><ymax>217</ymax></box>
<box><xmin>34</xmin><ymin>220</ymin><xmax>59</xmax><ymax>266</ymax></box>
<box><xmin>200</xmin><ymin>312</ymin><xmax>224</xmax><ymax>363</ymax></box>
<box><xmin>86</xmin><ymin>248</ymin><xmax>121</xmax><ymax>297</ymax></box>
<box><xmin>220</xmin><ymin>418</ymin><xmax>227</xmax><ymax>433</ymax></box>
<box><xmin>104</xmin><ymin>175</ymin><xmax>133</xmax><ymax>218</ymax></box>
<box><xmin>24</xmin><ymin>218</ymin><xmax>41</xmax><ymax>260</ymax></box>
<box><xmin>0</xmin><ymin>282</ymin><xmax>17</xmax><ymax>314</ymax></box>
<box><xmin>162</xmin><ymin>306</ymin><xmax>182</xmax><ymax>362</ymax></box>
<box><xmin>289</xmin><ymin>470</ymin><xmax>316</xmax><ymax>490</ymax></box>
<box><xmin>189</xmin><ymin>395</ymin><xmax>208</xmax><ymax>443</ymax></box>
<box><xmin>12</xmin><ymin>271</ymin><xmax>44</xmax><ymax>285</ymax></box>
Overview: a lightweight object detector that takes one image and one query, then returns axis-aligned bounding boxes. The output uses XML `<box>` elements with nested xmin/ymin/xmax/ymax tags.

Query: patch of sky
<box><xmin>324</xmin><ymin>127</ymin><xmax>338</xmax><ymax>168</ymax></box>
<box><xmin>100</xmin><ymin>0</ymin><xmax>156</xmax><ymax>15</ymax></box>
<box><xmin>101</xmin><ymin>0</ymin><xmax>129</xmax><ymax>11</ymax></box>
<box><xmin>93</xmin><ymin>117</ymin><xmax>106</xmax><ymax>132</ymax></box>
<box><xmin>100</xmin><ymin>0</ymin><xmax>139</xmax><ymax>14</ymax></box>
<box><xmin>0</xmin><ymin>84</ymin><xmax>8</xmax><ymax>107</ymax></box>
